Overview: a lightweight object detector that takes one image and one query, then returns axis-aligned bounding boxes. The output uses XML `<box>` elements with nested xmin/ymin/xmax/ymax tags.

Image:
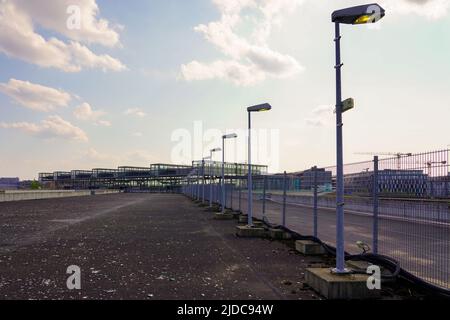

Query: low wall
<box><xmin>0</xmin><ymin>190</ymin><xmax>120</xmax><ymax>202</ymax></box>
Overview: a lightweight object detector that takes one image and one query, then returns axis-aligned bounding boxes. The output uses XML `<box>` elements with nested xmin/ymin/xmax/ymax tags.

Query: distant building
<box><xmin>343</xmin><ymin>169</ymin><xmax>429</xmax><ymax>197</ymax></box>
<box><xmin>428</xmin><ymin>174</ymin><xmax>450</xmax><ymax>198</ymax></box>
<box><xmin>18</xmin><ymin>180</ymin><xmax>35</xmax><ymax>190</ymax></box>
<box><xmin>0</xmin><ymin>177</ymin><xmax>20</xmax><ymax>190</ymax></box>
<box><xmin>295</xmin><ymin>168</ymin><xmax>333</xmax><ymax>190</ymax></box>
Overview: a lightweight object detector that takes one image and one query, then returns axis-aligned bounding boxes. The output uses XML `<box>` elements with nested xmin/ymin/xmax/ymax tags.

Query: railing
<box><xmin>182</xmin><ymin>149</ymin><xmax>450</xmax><ymax>291</ymax></box>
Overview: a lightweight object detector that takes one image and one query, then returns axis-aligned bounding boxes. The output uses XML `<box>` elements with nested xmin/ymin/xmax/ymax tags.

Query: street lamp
<box><xmin>209</xmin><ymin>148</ymin><xmax>221</xmax><ymax>208</ymax></box>
<box><xmin>426</xmin><ymin>161</ymin><xmax>447</xmax><ymax>198</ymax></box>
<box><xmin>247</xmin><ymin>103</ymin><xmax>272</xmax><ymax>227</ymax></box>
<box><xmin>221</xmin><ymin>133</ymin><xmax>238</xmax><ymax>214</ymax></box>
<box><xmin>201</xmin><ymin>155</ymin><xmax>211</xmax><ymax>203</ymax></box>
<box><xmin>331</xmin><ymin>3</ymin><xmax>385</xmax><ymax>274</ymax></box>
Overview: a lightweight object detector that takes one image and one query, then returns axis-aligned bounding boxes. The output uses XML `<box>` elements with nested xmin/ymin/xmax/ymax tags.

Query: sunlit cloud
<box><xmin>0</xmin><ymin>115</ymin><xmax>88</xmax><ymax>142</ymax></box>
<box><xmin>0</xmin><ymin>79</ymin><xmax>71</xmax><ymax>112</ymax></box>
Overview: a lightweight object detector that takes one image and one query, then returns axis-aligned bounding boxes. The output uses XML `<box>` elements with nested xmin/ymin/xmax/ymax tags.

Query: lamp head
<box><xmin>247</xmin><ymin>103</ymin><xmax>272</xmax><ymax>112</ymax></box>
<box><xmin>332</xmin><ymin>3</ymin><xmax>385</xmax><ymax>25</ymax></box>
<box><xmin>223</xmin><ymin>133</ymin><xmax>238</xmax><ymax>139</ymax></box>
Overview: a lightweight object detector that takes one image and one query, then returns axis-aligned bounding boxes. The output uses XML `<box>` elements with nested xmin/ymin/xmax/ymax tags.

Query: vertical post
<box><xmin>247</xmin><ymin>111</ymin><xmax>253</xmax><ymax>226</ymax></box>
<box><xmin>196</xmin><ymin>167</ymin><xmax>200</xmax><ymax>200</ymax></box>
<box><xmin>209</xmin><ymin>164</ymin><xmax>213</xmax><ymax>208</ymax></box>
<box><xmin>202</xmin><ymin>159</ymin><xmax>205</xmax><ymax>203</ymax></box>
<box><xmin>373</xmin><ymin>156</ymin><xmax>379</xmax><ymax>254</ymax></box>
<box><xmin>217</xmin><ymin>182</ymin><xmax>220</xmax><ymax>204</ymax></box>
<box><xmin>239</xmin><ymin>181</ymin><xmax>242</xmax><ymax>212</ymax></box>
<box><xmin>282</xmin><ymin>171</ymin><xmax>287</xmax><ymax>227</ymax></box>
<box><xmin>230</xmin><ymin>178</ymin><xmax>234</xmax><ymax>210</ymax></box>
<box><xmin>187</xmin><ymin>179</ymin><xmax>190</xmax><ymax>198</ymax></box>
<box><xmin>313</xmin><ymin>166</ymin><xmax>318</xmax><ymax>238</ymax></box>
<box><xmin>221</xmin><ymin>138</ymin><xmax>225</xmax><ymax>213</ymax></box>
<box><xmin>334</xmin><ymin>22</ymin><xmax>347</xmax><ymax>274</ymax></box>
<box><xmin>262</xmin><ymin>175</ymin><xmax>267</xmax><ymax>220</ymax></box>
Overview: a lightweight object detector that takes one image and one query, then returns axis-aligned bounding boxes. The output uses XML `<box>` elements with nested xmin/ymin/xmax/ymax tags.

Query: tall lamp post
<box><xmin>209</xmin><ymin>148</ymin><xmax>221</xmax><ymax>208</ymax></box>
<box><xmin>331</xmin><ymin>3</ymin><xmax>385</xmax><ymax>274</ymax></box>
<box><xmin>247</xmin><ymin>103</ymin><xmax>272</xmax><ymax>227</ymax></box>
<box><xmin>221</xmin><ymin>133</ymin><xmax>238</xmax><ymax>213</ymax></box>
<box><xmin>201</xmin><ymin>156</ymin><xmax>211</xmax><ymax>203</ymax></box>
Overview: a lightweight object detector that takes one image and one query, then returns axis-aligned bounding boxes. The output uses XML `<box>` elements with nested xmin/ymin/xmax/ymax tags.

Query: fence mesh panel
<box><xmin>183</xmin><ymin>149</ymin><xmax>450</xmax><ymax>290</ymax></box>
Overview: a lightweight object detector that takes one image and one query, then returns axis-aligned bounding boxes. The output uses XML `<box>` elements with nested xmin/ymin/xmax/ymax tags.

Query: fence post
<box><xmin>230</xmin><ymin>178</ymin><xmax>234</xmax><ymax>210</ymax></box>
<box><xmin>202</xmin><ymin>161</ymin><xmax>206</xmax><ymax>203</ymax></box>
<box><xmin>313</xmin><ymin>166</ymin><xmax>318</xmax><ymax>238</ymax></box>
<box><xmin>373</xmin><ymin>156</ymin><xmax>379</xmax><ymax>254</ymax></box>
<box><xmin>282</xmin><ymin>171</ymin><xmax>287</xmax><ymax>227</ymax></box>
<box><xmin>262</xmin><ymin>175</ymin><xmax>267</xmax><ymax>220</ymax></box>
<box><xmin>224</xmin><ymin>179</ymin><xmax>227</xmax><ymax>209</ymax></box>
<box><xmin>238</xmin><ymin>181</ymin><xmax>242</xmax><ymax>213</ymax></box>
<box><xmin>219</xmin><ymin>182</ymin><xmax>225</xmax><ymax>208</ymax></box>
<box><xmin>196</xmin><ymin>173</ymin><xmax>200</xmax><ymax>200</ymax></box>
<box><xmin>209</xmin><ymin>177</ymin><xmax>213</xmax><ymax>208</ymax></box>
<box><xmin>217</xmin><ymin>183</ymin><xmax>220</xmax><ymax>205</ymax></box>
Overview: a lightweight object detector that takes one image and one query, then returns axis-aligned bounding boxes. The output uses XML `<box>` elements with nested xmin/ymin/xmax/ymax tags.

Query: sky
<box><xmin>0</xmin><ymin>0</ymin><xmax>449</xmax><ymax>179</ymax></box>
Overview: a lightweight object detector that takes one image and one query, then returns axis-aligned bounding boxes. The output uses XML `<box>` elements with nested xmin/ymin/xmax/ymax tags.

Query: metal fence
<box><xmin>182</xmin><ymin>149</ymin><xmax>450</xmax><ymax>290</ymax></box>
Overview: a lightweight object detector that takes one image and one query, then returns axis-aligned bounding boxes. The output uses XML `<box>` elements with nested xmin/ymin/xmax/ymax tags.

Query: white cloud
<box><xmin>0</xmin><ymin>0</ymin><xmax>126</xmax><ymax>72</ymax></box>
<box><xmin>74</xmin><ymin>103</ymin><xmax>111</xmax><ymax>126</ymax></box>
<box><xmin>14</xmin><ymin>0</ymin><xmax>121</xmax><ymax>47</ymax></box>
<box><xmin>124</xmin><ymin>108</ymin><xmax>147</xmax><ymax>118</ymax></box>
<box><xmin>180</xmin><ymin>0</ymin><xmax>303</xmax><ymax>86</ymax></box>
<box><xmin>132</xmin><ymin>132</ymin><xmax>143</xmax><ymax>137</ymax></box>
<box><xmin>305</xmin><ymin>105</ymin><xmax>334</xmax><ymax>127</ymax></box>
<box><xmin>0</xmin><ymin>115</ymin><xmax>88</xmax><ymax>142</ymax></box>
<box><xmin>381</xmin><ymin>0</ymin><xmax>450</xmax><ymax>19</ymax></box>
<box><xmin>0</xmin><ymin>79</ymin><xmax>71</xmax><ymax>112</ymax></box>
<box><xmin>73</xmin><ymin>103</ymin><xmax>105</xmax><ymax>121</ymax></box>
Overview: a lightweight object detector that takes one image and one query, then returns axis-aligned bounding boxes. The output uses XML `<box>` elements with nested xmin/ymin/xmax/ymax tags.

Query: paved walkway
<box><xmin>0</xmin><ymin>194</ymin><xmax>323</xmax><ymax>300</ymax></box>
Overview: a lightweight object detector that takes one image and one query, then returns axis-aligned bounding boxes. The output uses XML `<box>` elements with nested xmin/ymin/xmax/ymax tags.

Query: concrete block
<box><xmin>204</xmin><ymin>206</ymin><xmax>220</xmax><ymax>212</ymax></box>
<box><xmin>232</xmin><ymin>212</ymin><xmax>241</xmax><ymax>219</ymax></box>
<box><xmin>346</xmin><ymin>260</ymin><xmax>392</xmax><ymax>280</ymax></box>
<box><xmin>295</xmin><ymin>240</ymin><xmax>326</xmax><ymax>255</ymax></box>
<box><xmin>252</xmin><ymin>221</ymin><xmax>265</xmax><ymax>228</ymax></box>
<box><xmin>214</xmin><ymin>213</ymin><xmax>234</xmax><ymax>220</ymax></box>
<box><xmin>305</xmin><ymin>268</ymin><xmax>380</xmax><ymax>300</ymax></box>
<box><xmin>346</xmin><ymin>260</ymin><xmax>371</xmax><ymax>271</ymax></box>
<box><xmin>236</xmin><ymin>226</ymin><xmax>266</xmax><ymax>238</ymax></box>
<box><xmin>238</xmin><ymin>215</ymin><xmax>248</xmax><ymax>223</ymax></box>
<box><xmin>268</xmin><ymin>228</ymin><xmax>291</xmax><ymax>240</ymax></box>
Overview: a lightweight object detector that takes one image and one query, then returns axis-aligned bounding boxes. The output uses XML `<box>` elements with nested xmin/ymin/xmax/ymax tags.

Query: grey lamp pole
<box><xmin>221</xmin><ymin>133</ymin><xmax>238</xmax><ymax>213</ymax></box>
<box><xmin>331</xmin><ymin>3</ymin><xmax>385</xmax><ymax>274</ymax></box>
<box><xmin>209</xmin><ymin>148</ymin><xmax>221</xmax><ymax>208</ymax></box>
<box><xmin>201</xmin><ymin>156</ymin><xmax>210</xmax><ymax>203</ymax></box>
<box><xmin>334</xmin><ymin>21</ymin><xmax>346</xmax><ymax>273</ymax></box>
<box><xmin>247</xmin><ymin>103</ymin><xmax>272</xmax><ymax>227</ymax></box>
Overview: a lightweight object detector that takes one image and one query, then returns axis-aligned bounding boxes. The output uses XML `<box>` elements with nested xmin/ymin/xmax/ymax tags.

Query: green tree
<box><xmin>30</xmin><ymin>180</ymin><xmax>41</xmax><ymax>190</ymax></box>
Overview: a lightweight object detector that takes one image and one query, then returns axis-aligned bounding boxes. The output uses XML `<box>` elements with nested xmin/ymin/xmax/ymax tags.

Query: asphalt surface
<box><xmin>0</xmin><ymin>193</ymin><xmax>326</xmax><ymax>300</ymax></box>
<box><xmin>230</xmin><ymin>194</ymin><xmax>450</xmax><ymax>289</ymax></box>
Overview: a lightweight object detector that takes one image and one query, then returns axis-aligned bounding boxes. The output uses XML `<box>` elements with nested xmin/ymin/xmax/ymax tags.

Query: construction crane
<box><xmin>355</xmin><ymin>152</ymin><xmax>413</xmax><ymax>170</ymax></box>
<box><xmin>425</xmin><ymin>160</ymin><xmax>447</xmax><ymax>175</ymax></box>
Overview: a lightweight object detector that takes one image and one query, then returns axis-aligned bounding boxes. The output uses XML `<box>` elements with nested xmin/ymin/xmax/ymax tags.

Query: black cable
<box><xmin>258</xmin><ymin>218</ymin><xmax>450</xmax><ymax>298</ymax></box>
